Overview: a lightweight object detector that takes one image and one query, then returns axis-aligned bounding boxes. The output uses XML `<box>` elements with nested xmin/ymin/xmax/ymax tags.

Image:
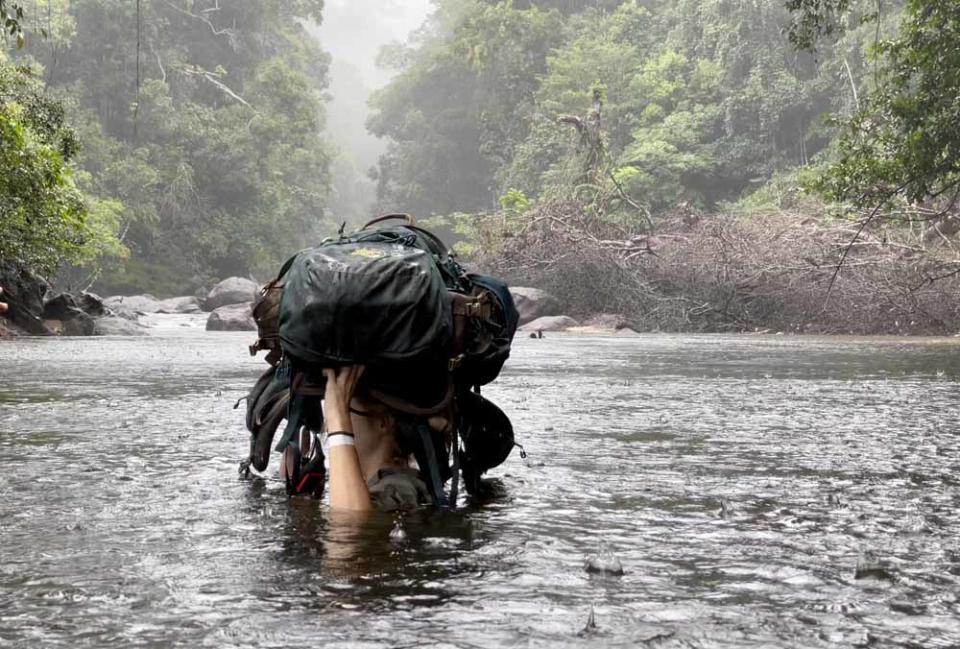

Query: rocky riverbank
<box><xmin>0</xmin><ymin>262</ymin><xmax>626</xmax><ymax>340</ymax></box>
<box><xmin>0</xmin><ymin>264</ymin><xmax>260</xmax><ymax>338</ymax></box>
<box><xmin>510</xmin><ymin>286</ymin><xmax>639</xmax><ymax>336</ymax></box>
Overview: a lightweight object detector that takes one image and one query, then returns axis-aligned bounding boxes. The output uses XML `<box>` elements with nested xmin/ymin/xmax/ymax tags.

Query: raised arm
<box><xmin>324</xmin><ymin>365</ymin><xmax>372</xmax><ymax>511</ymax></box>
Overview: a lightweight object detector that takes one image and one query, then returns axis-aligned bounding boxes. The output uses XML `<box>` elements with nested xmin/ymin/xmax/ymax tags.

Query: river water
<box><xmin>1</xmin><ymin>318</ymin><xmax>959</xmax><ymax>648</ymax></box>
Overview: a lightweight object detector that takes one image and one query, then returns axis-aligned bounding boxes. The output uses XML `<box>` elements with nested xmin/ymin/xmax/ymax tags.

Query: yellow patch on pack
<box><xmin>351</xmin><ymin>247</ymin><xmax>385</xmax><ymax>259</ymax></box>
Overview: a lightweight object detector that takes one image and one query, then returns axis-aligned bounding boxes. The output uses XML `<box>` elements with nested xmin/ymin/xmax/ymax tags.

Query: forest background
<box><xmin>2</xmin><ymin>0</ymin><xmax>959</xmax><ymax>334</ymax></box>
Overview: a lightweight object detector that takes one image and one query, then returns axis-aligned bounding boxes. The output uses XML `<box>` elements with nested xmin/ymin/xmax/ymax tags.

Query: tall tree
<box><xmin>16</xmin><ymin>0</ymin><xmax>332</xmax><ymax>294</ymax></box>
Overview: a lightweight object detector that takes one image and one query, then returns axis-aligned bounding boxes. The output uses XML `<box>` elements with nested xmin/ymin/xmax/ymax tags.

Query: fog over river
<box><xmin>2</xmin><ymin>322</ymin><xmax>960</xmax><ymax>648</ymax></box>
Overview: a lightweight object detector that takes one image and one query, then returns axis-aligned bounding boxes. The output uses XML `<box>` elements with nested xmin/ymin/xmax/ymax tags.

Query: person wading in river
<box><xmin>244</xmin><ymin>214</ymin><xmax>519</xmax><ymax>513</ymax></box>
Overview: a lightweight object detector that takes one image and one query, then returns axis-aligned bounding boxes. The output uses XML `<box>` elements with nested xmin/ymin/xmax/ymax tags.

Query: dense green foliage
<box><xmin>0</xmin><ymin>54</ymin><xmax>123</xmax><ymax>275</ymax></box>
<box><xmin>369</xmin><ymin>0</ymin><xmax>872</xmax><ymax>219</ymax></box>
<box><xmin>14</xmin><ymin>0</ymin><xmax>332</xmax><ymax>295</ymax></box>
<box><xmin>788</xmin><ymin>1</ymin><xmax>960</xmax><ymax>220</ymax></box>
<box><xmin>5</xmin><ymin>0</ymin><xmax>957</xmax><ymax>304</ymax></box>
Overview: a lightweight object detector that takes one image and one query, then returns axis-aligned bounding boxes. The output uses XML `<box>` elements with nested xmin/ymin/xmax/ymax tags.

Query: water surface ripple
<box><xmin>2</xmin><ymin>330</ymin><xmax>959</xmax><ymax>648</ymax></box>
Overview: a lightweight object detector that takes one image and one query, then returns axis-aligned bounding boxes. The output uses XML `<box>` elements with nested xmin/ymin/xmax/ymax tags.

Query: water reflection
<box><xmin>2</xmin><ymin>331</ymin><xmax>960</xmax><ymax>647</ymax></box>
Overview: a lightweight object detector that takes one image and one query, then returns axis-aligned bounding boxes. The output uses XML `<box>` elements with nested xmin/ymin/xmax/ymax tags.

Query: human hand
<box><xmin>0</xmin><ymin>286</ymin><xmax>7</xmax><ymax>314</ymax></box>
<box><xmin>323</xmin><ymin>365</ymin><xmax>365</xmax><ymax>432</ymax></box>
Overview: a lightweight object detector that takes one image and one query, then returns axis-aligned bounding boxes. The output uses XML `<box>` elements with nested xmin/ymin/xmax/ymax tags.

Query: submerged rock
<box><xmin>204</xmin><ymin>278</ymin><xmax>257</xmax><ymax>311</ymax></box>
<box><xmin>206</xmin><ymin>302</ymin><xmax>255</xmax><ymax>331</ymax></box>
<box><xmin>509</xmin><ymin>287</ymin><xmax>561</xmax><ymax>325</ymax></box>
<box><xmin>520</xmin><ymin>315</ymin><xmax>579</xmax><ymax>332</ymax></box>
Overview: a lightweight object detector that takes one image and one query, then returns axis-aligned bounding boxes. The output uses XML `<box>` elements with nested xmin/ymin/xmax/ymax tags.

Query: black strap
<box><xmin>275</xmin><ymin>371</ymin><xmax>305</xmax><ymax>452</ymax></box>
<box><xmin>409</xmin><ymin>422</ymin><xmax>449</xmax><ymax>508</ymax></box>
<box><xmin>449</xmin><ymin>426</ymin><xmax>459</xmax><ymax>506</ymax></box>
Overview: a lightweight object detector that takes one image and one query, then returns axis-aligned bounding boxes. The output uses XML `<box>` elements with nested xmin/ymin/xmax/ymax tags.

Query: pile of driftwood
<box><xmin>478</xmin><ymin>199</ymin><xmax>960</xmax><ymax>334</ymax></box>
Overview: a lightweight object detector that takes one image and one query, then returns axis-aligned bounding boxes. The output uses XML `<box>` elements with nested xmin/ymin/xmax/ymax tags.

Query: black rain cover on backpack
<box><xmin>244</xmin><ymin>214</ymin><xmax>522</xmax><ymax>500</ymax></box>
<box><xmin>279</xmin><ymin>242</ymin><xmax>453</xmax><ymax>366</ymax></box>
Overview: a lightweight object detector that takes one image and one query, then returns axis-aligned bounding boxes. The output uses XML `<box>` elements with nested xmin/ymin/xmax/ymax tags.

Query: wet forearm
<box><xmin>326</xmin><ymin>406</ymin><xmax>372</xmax><ymax>511</ymax></box>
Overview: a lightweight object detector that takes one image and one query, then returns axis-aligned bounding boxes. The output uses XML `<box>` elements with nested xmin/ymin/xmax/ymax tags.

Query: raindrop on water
<box><xmin>585</xmin><ymin>542</ymin><xmax>624</xmax><ymax>576</ymax></box>
<box><xmin>389</xmin><ymin>518</ymin><xmax>407</xmax><ymax>542</ymax></box>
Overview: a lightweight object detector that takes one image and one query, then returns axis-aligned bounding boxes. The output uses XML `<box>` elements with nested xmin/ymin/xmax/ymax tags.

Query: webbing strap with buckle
<box><xmin>414</xmin><ymin>423</ymin><xmax>449</xmax><ymax>508</ymax></box>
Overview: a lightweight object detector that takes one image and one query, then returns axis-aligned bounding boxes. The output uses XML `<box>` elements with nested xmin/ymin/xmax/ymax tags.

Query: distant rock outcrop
<box><xmin>206</xmin><ymin>302</ymin><xmax>256</xmax><ymax>331</ymax></box>
<box><xmin>203</xmin><ymin>277</ymin><xmax>258</xmax><ymax>311</ymax></box>
<box><xmin>519</xmin><ymin>315</ymin><xmax>579</xmax><ymax>332</ymax></box>
<box><xmin>156</xmin><ymin>296</ymin><xmax>202</xmax><ymax>314</ymax></box>
<box><xmin>509</xmin><ymin>287</ymin><xmax>561</xmax><ymax>325</ymax></box>
<box><xmin>104</xmin><ymin>294</ymin><xmax>163</xmax><ymax>316</ymax></box>
<box><xmin>93</xmin><ymin>316</ymin><xmax>149</xmax><ymax>336</ymax></box>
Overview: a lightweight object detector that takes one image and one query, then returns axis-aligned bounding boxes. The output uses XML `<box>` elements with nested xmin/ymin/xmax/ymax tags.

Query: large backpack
<box><xmin>242</xmin><ymin>214</ymin><xmax>519</xmax><ymax>503</ymax></box>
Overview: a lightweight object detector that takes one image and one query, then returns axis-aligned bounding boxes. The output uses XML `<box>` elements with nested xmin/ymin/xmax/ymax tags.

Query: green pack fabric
<box><xmin>279</xmin><ymin>242</ymin><xmax>452</xmax><ymax>366</ymax></box>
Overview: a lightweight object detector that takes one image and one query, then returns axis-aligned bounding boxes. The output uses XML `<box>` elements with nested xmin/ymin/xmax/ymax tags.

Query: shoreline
<box><xmin>4</xmin><ymin>313</ymin><xmax>959</xmax><ymax>344</ymax></box>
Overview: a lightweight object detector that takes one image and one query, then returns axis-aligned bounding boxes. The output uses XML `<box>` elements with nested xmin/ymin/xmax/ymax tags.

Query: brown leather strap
<box><xmin>368</xmin><ymin>382</ymin><xmax>454</xmax><ymax>416</ymax></box>
<box><xmin>361</xmin><ymin>213</ymin><xmax>415</xmax><ymax>230</ymax></box>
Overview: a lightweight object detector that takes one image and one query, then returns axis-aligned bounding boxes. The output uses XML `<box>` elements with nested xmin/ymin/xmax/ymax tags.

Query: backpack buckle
<box><xmin>448</xmin><ymin>354</ymin><xmax>465</xmax><ymax>371</ymax></box>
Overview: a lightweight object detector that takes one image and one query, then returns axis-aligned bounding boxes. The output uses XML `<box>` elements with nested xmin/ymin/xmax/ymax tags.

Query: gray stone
<box><xmin>204</xmin><ymin>277</ymin><xmax>258</xmax><ymax>311</ymax></box>
<box><xmin>206</xmin><ymin>302</ymin><xmax>255</xmax><ymax>331</ymax></box>
<box><xmin>42</xmin><ymin>293</ymin><xmax>96</xmax><ymax>335</ymax></box>
<box><xmin>0</xmin><ymin>261</ymin><xmax>52</xmax><ymax>335</ymax></box>
<box><xmin>156</xmin><ymin>296</ymin><xmax>202</xmax><ymax>314</ymax></box>
<box><xmin>582</xmin><ymin>313</ymin><xmax>628</xmax><ymax>331</ymax></box>
<box><xmin>78</xmin><ymin>292</ymin><xmax>108</xmax><ymax>317</ymax></box>
<box><xmin>42</xmin><ymin>293</ymin><xmax>81</xmax><ymax>320</ymax></box>
<box><xmin>510</xmin><ymin>287</ymin><xmax>562</xmax><ymax>325</ymax></box>
<box><xmin>519</xmin><ymin>315</ymin><xmax>579</xmax><ymax>332</ymax></box>
<box><xmin>93</xmin><ymin>316</ymin><xmax>149</xmax><ymax>336</ymax></box>
<box><xmin>104</xmin><ymin>294</ymin><xmax>163</xmax><ymax>315</ymax></box>
<box><xmin>44</xmin><ymin>312</ymin><xmax>96</xmax><ymax>336</ymax></box>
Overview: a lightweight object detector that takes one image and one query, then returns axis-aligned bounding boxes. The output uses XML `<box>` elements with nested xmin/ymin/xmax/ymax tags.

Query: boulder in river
<box><xmin>156</xmin><ymin>296</ymin><xmax>202</xmax><ymax>314</ymax></box>
<box><xmin>206</xmin><ymin>302</ymin><xmax>256</xmax><ymax>331</ymax></box>
<box><xmin>44</xmin><ymin>314</ymin><xmax>96</xmax><ymax>336</ymax></box>
<box><xmin>203</xmin><ymin>277</ymin><xmax>258</xmax><ymax>311</ymax></box>
<box><xmin>509</xmin><ymin>287</ymin><xmax>561</xmax><ymax>325</ymax></box>
<box><xmin>519</xmin><ymin>315</ymin><xmax>579</xmax><ymax>332</ymax></box>
<box><xmin>77</xmin><ymin>292</ymin><xmax>108</xmax><ymax>317</ymax></box>
<box><xmin>0</xmin><ymin>261</ymin><xmax>52</xmax><ymax>335</ymax></box>
<box><xmin>43</xmin><ymin>292</ymin><xmax>83</xmax><ymax>320</ymax></box>
<box><xmin>104</xmin><ymin>294</ymin><xmax>163</xmax><ymax>316</ymax></box>
<box><xmin>93</xmin><ymin>316</ymin><xmax>149</xmax><ymax>336</ymax></box>
<box><xmin>42</xmin><ymin>293</ymin><xmax>96</xmax><ymax>336</ymax></box>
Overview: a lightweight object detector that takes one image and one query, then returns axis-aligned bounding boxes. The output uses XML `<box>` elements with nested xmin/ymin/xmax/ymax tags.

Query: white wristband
<box><xmin>327</xmin><ymin>432</ymin><xmax>356</xmax><ymax>448</ymax></box>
